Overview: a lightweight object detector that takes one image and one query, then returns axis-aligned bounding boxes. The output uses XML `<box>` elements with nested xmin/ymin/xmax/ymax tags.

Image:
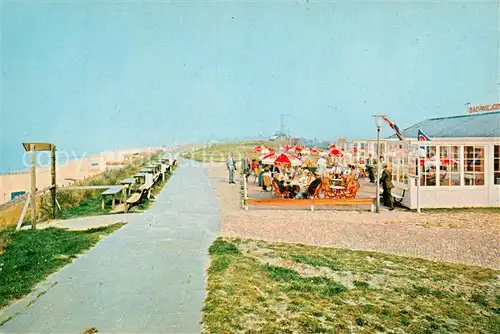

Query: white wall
<box><xmin>396</xmin><ymin>141</ymin><xmax>499</xmax><ymax>208</ymax></box>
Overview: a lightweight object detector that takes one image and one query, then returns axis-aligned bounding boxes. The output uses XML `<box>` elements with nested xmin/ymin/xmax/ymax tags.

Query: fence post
<box><xmin>16</xmin><ymin>192</ymin><xmax>31</xmax><ymax>231</ymax></box>
<box><xmin>30</xmin><ymin>144</ymin><xmax>37</xmax><ymax>229</ymax></box>
<box><xmin>51</xmin><ymin>144</ymin><xmax>57</xmax><ymax>219</ymax></box>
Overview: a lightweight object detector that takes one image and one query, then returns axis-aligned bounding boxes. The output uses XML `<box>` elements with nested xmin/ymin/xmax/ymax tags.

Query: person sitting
<box><xmin>334</xmin><ymin>164</ymin><xmax>342</xmax><ymax>178</ymax></box>
<box><xmin>295</xmin><ymin>173</ymin><xmax>323</xmax><ymax>199</ymax></box>
<box><xmin>273</xmin><ymin>175</ymin><xmax>287</xmax><ymax>193</ymax></box>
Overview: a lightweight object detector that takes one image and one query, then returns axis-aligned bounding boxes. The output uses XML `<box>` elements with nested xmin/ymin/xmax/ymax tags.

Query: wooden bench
<box><xmin>101</xmin><ymin>185</ymin><xmax>126</xmax><ymax>210</ymax></box>
<box><xmin>120</xmin><ymin>178</ymin><xmax>136</xmax><ymax>196</ymax></box>
<box><xmin>244</xmin><ymin>197</ymin><xmax>376</xmax><ymax>212</ymax></box>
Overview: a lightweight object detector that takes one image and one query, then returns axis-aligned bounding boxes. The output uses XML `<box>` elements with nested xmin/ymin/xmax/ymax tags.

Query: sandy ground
<box><xmin>206</xmin><ymin>163</ymin><xmax>500</xmax><ymax>269</ymax></box>
<box><xmin>0</xmin><ymin>148</ymin><xmax>154</xmax><ymax>205</ymax></box>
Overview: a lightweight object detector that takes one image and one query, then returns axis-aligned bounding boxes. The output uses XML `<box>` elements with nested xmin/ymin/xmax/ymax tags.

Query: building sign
<box><xmin>468</xmin><ymin>103</ymin><xmax>500</xmax><ymax>114</ymax></box>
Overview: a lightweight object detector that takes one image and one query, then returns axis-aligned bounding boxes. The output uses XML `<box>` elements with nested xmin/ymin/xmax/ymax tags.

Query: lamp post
<box><xmin>372</xmin><ymin>114</ymin><xmax>386</xmax><ymax>213</ymax></box>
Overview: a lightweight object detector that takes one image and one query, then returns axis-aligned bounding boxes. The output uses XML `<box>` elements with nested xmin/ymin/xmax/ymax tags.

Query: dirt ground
<box><xmin>206</xmin><ymin>163</ymin><xmax>500</xmax><ymax>269</ymax></box>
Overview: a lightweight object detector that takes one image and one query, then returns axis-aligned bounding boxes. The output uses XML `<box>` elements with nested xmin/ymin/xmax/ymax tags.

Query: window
<box><xmin>464</xmin><ymin>146</ymin><xmax>485</xmax><ymax>186</ymax></box>
<box><xmin>494</xmin><ymin>145</ymin><xmax>500</xmax><ymax>185</ymax></box>
<box><xmin>439</xmin><ymin>146</ymin><xmax>460</xmax><ymax>186</ymax></box>
<box><xmin>421</xmin><ymin>146</ymin><xmax>437</xmax><ymax>186</ymax></box>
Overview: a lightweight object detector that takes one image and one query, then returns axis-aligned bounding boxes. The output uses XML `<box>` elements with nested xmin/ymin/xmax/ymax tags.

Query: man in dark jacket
<box><xmin>366</xmin><ymin>154</ymin><xmax>375</xmax><ymax>183</ymax></box>
<box><xmin>379</xmin><ymin>163</ymin><xmax>394</xmax><ymax>210</ymax></box>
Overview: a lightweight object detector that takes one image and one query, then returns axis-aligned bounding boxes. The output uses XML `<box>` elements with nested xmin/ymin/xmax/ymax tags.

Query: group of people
<box><xmin>226</xmin><ymin>152</ymin><xmax>396</xmax><ymax>210</ymax></box>
<box><xmin>247</xmin><ymin>159</ymin><xmax>360</xmax><ymax>200</ymax></box>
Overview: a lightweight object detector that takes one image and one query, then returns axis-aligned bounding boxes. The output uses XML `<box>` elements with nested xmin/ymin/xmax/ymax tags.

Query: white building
<box><xmin>386</xmin><ymin>111</ymin><xmax>500</xmax><ymax>208</ymax></box>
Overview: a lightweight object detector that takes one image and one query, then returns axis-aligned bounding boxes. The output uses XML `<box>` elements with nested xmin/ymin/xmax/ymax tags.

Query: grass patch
<box><xmin>181</xmin><ymin>140</ymin><xmax>283</xmax><ymax>163</ymax></box>
<box><xmin>49</xmin><ymin>152</ymin><xmax>175</xmax><ymax>221</ymax></box>
<box><xmin>57</xmin><ymin>196</ymin><xmax>111</xmax><ymax>220</ymax></box>
<box><xmin>0</xmin><ymin>223</ymin><xmax>124</xmax><ymax>309</ymax></box>
<box><xmin>203</xmin><ymin>238</ymin><xmax>500</xmax><ymax>333</ymax></box>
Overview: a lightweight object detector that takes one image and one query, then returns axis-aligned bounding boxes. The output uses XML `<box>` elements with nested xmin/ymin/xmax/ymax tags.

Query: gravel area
<box><xmin>206</xmin><ymin>163</ymin><xmax>500</xmax><ymax>269</ymax></box>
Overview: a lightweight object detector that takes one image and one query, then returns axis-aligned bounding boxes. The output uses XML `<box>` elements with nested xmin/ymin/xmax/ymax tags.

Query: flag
<box><xmin>382</xmin><ymin>116</ymin><xmax>408</xmax><ymax>143</ymax></box>
<box><xmin>417</xmin><ymin>128</ymin><xmax>431</xmax><ymax>151</ymax></box>
<box><xmin>417</xmin><ymin>128</ymin><xmax>431</xmax><ymax>143</ymax></box>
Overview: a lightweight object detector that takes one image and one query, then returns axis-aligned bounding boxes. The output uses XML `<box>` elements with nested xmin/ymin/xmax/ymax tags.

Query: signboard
<box><xmin>11</xmin><ymin>191</ymin><xmax>26</xmax><ymax>200</ymax></box>
<box><xmin>467</xmin><ymin>103</ymin><xmax>500</xmax><ymax>114</ymax></box>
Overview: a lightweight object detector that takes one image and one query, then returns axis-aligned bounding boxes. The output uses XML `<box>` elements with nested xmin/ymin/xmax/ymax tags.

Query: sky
<box><xmin>1</xmin><ymin>0</ymin><xmax>499</xmax><ymax>172</ymax></box>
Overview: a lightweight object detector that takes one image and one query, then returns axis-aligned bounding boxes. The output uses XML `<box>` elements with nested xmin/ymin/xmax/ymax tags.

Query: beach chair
<box><xmin>344</xmin><ymin>183</ymin><xmax>360</xmax><ymax>199</ymax></box>
<box><xmin>322</xmin><ymin>177</ymin><xmax>336</xmax><ymax>199</ymax></box>
<box><xmin>310</xmin><ymin>182</ymin><xmax>323</xmax><ymax>199</ymax></box>
<box><xmin>272</xmin><ymin>180</ymin><xmax>289</xmax><ymax>198</ymax></box>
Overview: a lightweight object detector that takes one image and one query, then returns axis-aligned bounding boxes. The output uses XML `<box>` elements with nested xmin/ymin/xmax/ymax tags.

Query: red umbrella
<box><xmin>253</xmin><ymin>145</ymin><xmax>272</xmax><ymax>154</ymax></box>
<box><xmin>328</xmin><ymin>144</ymin><xmax>336</xmax><ymax>150</ymax></box>
<box><xmin>301</xmin><ymin>147</ymin><xmax>320</xmax><ymax>155</ymax></box>
<box><xmin>280</xmin><ymin>145</ymin><xmax>291</xmax><ymax>151</ymax></box>
<box><xmin>328</xmin><ymin>149</ymin><xmax>344</xmax><ymax>157</ymax></box>
<box><xmin>276</xmin><ymin>153</ymin><xmax>293</xmax><ymax>167</ymax></box>
<box><xmin>263</xmin><ymin>153</ymin><xmax>302</xmax><ymax>167</ymax></box>
<box><xmin>261</xmin><ymin>152</ymin><xmax>277</xmax><ymax>161</ymax></box>
<box><xmin>287</xmin><ymin>146</ymin><xmax>303</xmax><ymax>153</ymax></box>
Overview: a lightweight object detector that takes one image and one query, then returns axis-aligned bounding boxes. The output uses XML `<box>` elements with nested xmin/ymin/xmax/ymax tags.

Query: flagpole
<box><xmin>417</xmin><ymin>148</ymin><xmax>421</xmax><ymax>214</ymax></box>
<box><xmin>416</xmin><ymin>129</ymin><xmax>421</xmax><ymax>213</ymax></box>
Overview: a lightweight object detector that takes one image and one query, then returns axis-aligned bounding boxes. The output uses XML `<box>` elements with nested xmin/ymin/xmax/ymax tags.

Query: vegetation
<box><xmin>181</xmin><ymin>140</ymin><xmax>283</xmax><ymax>163</ymax></box>
<box><xmin>0</xmin><ymin>223</ymin><xmax>124</xmax><ymax>309</ymax></box>
<box><xmin>203</xmin><ymin>238</ymin><xmax>500</xmax><ymax>333</ymax></box>
<box><xmin>31</xmin><ymin>151</ymin><xmax>167</xmax><ymax>223</ymax></box>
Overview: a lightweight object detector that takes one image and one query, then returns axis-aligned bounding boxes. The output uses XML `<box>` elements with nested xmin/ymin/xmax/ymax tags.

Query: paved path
<box><xmin>0</xmin><ymin>160</ymin><xmax>219</xmax><ymax>333</ymax></box>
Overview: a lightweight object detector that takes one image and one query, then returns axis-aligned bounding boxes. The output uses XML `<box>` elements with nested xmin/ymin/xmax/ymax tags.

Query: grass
<box><xmin>0</xmin><ymin>223</ymin><xmax>124</xmax><ymax>309</ymax></box>
<box><xmin>27</xmin><ymin>151</ymin><xmax>173</xmax><ymax>224</ymax></box>
<box><xmin>181</xmin><ymin>140</ymin><xmax>284</xmax><ymax>163</ymax></box>
<box><xmin>203</xmin><ymin>238</ymin><xmax>500</xmax><ymax>333</ymax></box>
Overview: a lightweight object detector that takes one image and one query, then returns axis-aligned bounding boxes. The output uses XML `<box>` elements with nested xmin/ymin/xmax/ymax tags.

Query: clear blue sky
<box><xmin>1</xmin><ymin>1</ymin><xmax>499</xmax><ymax>171</ymax></box>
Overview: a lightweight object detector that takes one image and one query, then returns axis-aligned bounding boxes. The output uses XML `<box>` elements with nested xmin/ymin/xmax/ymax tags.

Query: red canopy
<box><xmin>328</xmin><ymin>149</ymin><xmax>344</xmax><ymax>157</ymax></box>
<box><xmin>252</xmin><ymin>145</ymin><xmax>272</xmax><ymax>154</ymax></box>
<box><xmin>263</xmin><ymin>152</ymin><xmax>302</xmax><ymax>167</ymax></box>
<box><xmin>287</xmin><ymin>146</ymin><xmax>303</xmax><ymax>153</ymax></box>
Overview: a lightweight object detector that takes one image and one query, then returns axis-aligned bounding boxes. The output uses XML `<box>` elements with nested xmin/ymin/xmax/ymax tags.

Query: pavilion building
<box><xmin>385</xmin><ymin>111</ymin><xmax>500</xmax><ymax>208</ymax></box>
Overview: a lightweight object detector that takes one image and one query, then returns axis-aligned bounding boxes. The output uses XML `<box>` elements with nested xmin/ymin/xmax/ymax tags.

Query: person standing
<box><xmin>317</xmin><ymin>155</ymin><xmax>327</xmax><ymax>175</ymax></box>
<box><xmin>226</xmin><ymin>152</ymin><xmax>237</xmax><ymax>184</ymax></box>
<box><xmin>366</xmin><ymin>154</ymin><xmax>375</xmax><ymax>183</ymax></box>
<box><xmin>379</xmin><ymin>163</ymin><xmax>394</xmax><ymax>210</ymax></box>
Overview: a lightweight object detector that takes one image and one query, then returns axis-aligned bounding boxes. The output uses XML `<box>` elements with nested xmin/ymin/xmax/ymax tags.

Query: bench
<box><xmin>101</xmin><ymin>185</ymin><xmax>126</xmax><ymax>210</ymax></box>
<box><xmin>244</xmin><ymin>197</ymin><xmax>376</xmax><ymax>212</ymax></box>
<box><xmin>392</xmin><ymin>185</ymin><xmax>408</xmax><ymax>204</ymax></box>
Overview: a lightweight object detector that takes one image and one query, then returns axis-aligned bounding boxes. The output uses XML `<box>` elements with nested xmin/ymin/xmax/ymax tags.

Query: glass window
<box><xmin>439</xmin><ymin>146</ymin><xmax>461</xmax><ymax>186</ymax></box>
<box><xmin>494</xmin><ymin>145</ymin><xmax>500</xmax><ymax>185</ymax></box>
<box><xmin>421</xmin><ymin>145</ymin><xmax>437</xmax><ymax>186</ymax></box>
<box><xmin>464</xmin><ymin>146</ymin><xmax>485</xmax><ymax>186</ymax></box>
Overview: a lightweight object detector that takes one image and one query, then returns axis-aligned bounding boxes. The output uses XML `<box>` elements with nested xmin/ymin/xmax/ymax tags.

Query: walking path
<box><xmin>0</xmin><ymin>160</ymin><xmax>220</xmax><ymax>333</ymax></box>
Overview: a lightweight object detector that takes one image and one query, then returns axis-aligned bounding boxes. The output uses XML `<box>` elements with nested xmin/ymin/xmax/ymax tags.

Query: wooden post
<box><xmin>30</xmin><ymin>144</ymin><xmax>37</xmax><ymax>229</ymax></box>
<box><xmin>101</xmin><ymin>195</ymin><xmax>105</xmax><ymax>210</ymax></box>
<box><xmin>123</xmin><ymin>188</ymin><xmax>128</xmax><ymax>213</ymax></box>
<box><xmin>51</xmin><ymin>144</ymin><xmax>56</xmax><ymax>219</ymax></box>
<box><xmin>16</xmin><ymin>192</ymin><xmax>31</xmax><ymax>231</ymax></box>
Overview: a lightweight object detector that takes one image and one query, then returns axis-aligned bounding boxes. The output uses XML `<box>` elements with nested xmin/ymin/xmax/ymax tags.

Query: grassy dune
<box><xmin>204</xmin><ymin>238</ymin><xmax>500</xmax><ymax>333</ymax></box>
<box><xmin>181</xmin><ymin>140</ymin><xmax>285</xmax><ymax>163</ymax></box>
